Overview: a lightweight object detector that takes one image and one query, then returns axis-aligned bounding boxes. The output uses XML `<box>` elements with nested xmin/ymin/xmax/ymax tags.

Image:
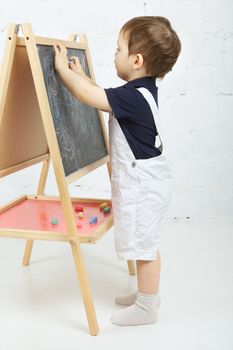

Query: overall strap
<box><xmin>136</xmin><ymin>87</ymin><xmax>163</xmax><ymax>153</ymax></box>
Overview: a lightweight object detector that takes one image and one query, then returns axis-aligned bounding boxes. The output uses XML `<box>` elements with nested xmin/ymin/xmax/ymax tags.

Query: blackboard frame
<box><xmin>32</xmin><ymin>33</ymin><xmax>110</xmax><ymax>183</ymax></box>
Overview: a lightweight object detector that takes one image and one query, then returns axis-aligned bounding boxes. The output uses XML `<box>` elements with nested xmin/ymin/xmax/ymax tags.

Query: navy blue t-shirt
<box><xmin>104</xmin><ymin>77</ymin><xmax>162</xmax><ymax>159</ymax></box>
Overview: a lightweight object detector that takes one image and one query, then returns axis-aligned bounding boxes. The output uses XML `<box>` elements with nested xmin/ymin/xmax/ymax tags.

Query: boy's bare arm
<box><xmin>54</xmin><ymin>45</ymin><xmax>112</xmax><ymax>113</ymax></box>
<box><xmin>57</xmin><ymin>67</ymin><xmax>111</xmax><ymax>112</ymax></box>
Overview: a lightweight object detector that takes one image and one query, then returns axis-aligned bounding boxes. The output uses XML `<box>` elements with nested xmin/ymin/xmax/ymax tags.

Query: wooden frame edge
<box><xmin>17</xmin><ymin>35</ymin><xmax>86</xmax><ymax>49</ymax></box>
<box><xmin>0</xmin><ymin>154</ymin><xmax>49</xmax><ymax>179</ymax></box>
<box><xmin>0</xmin><ymin>228</ymin><xmax>68</xmax><ymax>242</ymax></box>
<box><xmin>0</xmin><ymin>23</ymin><xmax>19</xmax><ymax>125</ymax></box>
<box><xmin>0</xmin><ymin>195</ymin><xmax>27</xmax><ymax>213</ymax></box>
<box><xmin>65</xmin><ymin>155</ymin><xmax>110</xmax><ymax>184</ymax></box>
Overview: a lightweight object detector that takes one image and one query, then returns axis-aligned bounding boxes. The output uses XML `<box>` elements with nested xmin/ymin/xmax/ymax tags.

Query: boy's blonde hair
<box><xmin>121</xmin><ymin>16</ymin><xmax>181</xmax><ymax>79</ymax></box>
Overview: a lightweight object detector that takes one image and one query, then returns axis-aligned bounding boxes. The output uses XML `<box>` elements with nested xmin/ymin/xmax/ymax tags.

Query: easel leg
<box><xmin>22</xmin><ymin>157</ymin><xmax>51</xmax><ymax>266</ymax></box>
<box><xmin>22</xmin><ymin>239</ymin><xmax>34</xmax><ymax>266</ymax></box>
<box><xmin>70</xmin><ymin>238</ymin><xmax>99</xmax><ymax>336</ymax></box>
<box><xmin>127</xmin><ymin>260</ymin><xmax>136</xmax><ymax>275</ymax></box>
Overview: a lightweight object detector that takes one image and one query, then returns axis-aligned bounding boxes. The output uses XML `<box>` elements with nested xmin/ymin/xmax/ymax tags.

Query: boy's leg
<box><xmin>111</xmin><ymin>251</ymin><xmax>161</xmax><ymax>326</ymax></box>
<box><xmin>136</xmin><ymin>251</ymin><xmax>161</xmax><ymax>294</ymax></box>
<box><xmin>115</xmin><ymin>252</ymin><xmax>161</xmax><ymax>305</ymax></box>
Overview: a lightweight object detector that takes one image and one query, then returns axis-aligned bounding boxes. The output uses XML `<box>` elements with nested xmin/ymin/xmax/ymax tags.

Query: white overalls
<box><xmin>109</xmin><ymin>87</ymin><xmax>173</xmax><ymax>261</ymax></box>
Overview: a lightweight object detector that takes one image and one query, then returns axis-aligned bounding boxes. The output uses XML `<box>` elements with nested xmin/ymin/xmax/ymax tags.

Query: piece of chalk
<box><xmin>51</xmin><ymin>217</ymin><xmax>59</xmax><ymax>225</ymax></box>
<box><xmin>89</xmin><ymin>216</ymin><xmax>98</xmax><ymax>225</ymax></box>
<box><xmin>78</xmin><ymin>212</ymin><xmax>84</xmax><ymax>219</ymax></box>
<box><xmin>99</xmin><ymin>202</ymin><xmax>108</xmax><ymax>210</ymax></box>
<box><xmin>103</xmin><ymin>207</ymin><xmax>111</xmax><ymax>214</ymax></box>
<box><xmin>74</xmin><ymin>205</ymin><xmax>83</xmax><ymax>213</ymax></box>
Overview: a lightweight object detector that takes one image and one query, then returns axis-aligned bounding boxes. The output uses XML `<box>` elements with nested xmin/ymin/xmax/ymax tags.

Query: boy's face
<box><xmin>114</xmin><ymin>31</ymin><xmax>133</xmax><ymax>81</ymax></box>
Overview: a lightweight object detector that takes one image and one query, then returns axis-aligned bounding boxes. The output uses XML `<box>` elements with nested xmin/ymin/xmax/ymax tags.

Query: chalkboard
<box><xmin>37</xmin><ymin>45</ymin><xmax>107</xmax><ymax>177</ymax></box>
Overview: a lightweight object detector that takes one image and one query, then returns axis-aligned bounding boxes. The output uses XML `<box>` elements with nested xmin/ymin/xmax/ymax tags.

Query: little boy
<box><xmin>54</xmin><ymin>16</ymin><xmax>181</xmax><ymax>326</ymax></box>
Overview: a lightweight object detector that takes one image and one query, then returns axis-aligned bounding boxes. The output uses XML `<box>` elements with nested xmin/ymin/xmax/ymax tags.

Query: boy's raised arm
<box><xmin>53</xmin><ymin>45</ymin><xmax>112</xmax><ymax>113</ymax></box>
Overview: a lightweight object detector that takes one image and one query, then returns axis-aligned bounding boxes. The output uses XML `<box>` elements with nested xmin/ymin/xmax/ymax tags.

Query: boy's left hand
<box><xmin>69</xmin><ymin>56</ymin><xmax>85</xmax><ymax>76</ymax></box>
<box><xmin>53</xmin><ymin>44</ymin><xmax>69</xmax><ymax>72</ymax></box>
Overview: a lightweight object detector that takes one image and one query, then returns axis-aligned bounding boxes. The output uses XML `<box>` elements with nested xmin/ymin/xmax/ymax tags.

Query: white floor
<box><xmin>0</xmin><ymin>219</ymin><xmax>233</xmax><ymax>350</ymax></box>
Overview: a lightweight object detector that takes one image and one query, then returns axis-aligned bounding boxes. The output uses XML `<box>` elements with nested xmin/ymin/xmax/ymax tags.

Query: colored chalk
<box><xmin>103</xmin><ymin>207</ymin><xmax>111</xmax><ymax>214</ymax></box>
<box><xmin>89</xmin><ymin>216</ymin><xmax>98</xmax><ymax>225</ymax></box>
<box><xmin>74</xmin><ymin>205</ymin><xmax>83</xmax><ymax>213</ymax></box>
<box><xmin>51</xmin><ymin>217</ymin><xmax>59</xmax><ymax>225</ymax></box>
<box><xmin>99</xmin><ymin>202</ymin><xmax>108</xmax><ymax>210</ymax></box>
<box><xmin>78</xmin><ymin>211</ymin><xmax>84</xmax><ymax>219</ymax></box>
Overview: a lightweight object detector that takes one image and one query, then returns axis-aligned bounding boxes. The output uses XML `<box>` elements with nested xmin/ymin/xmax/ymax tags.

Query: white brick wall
<box><xmin>0</xmin><ymin>0</ymin><xmax>232</xmax><ymax>219</ymax></box>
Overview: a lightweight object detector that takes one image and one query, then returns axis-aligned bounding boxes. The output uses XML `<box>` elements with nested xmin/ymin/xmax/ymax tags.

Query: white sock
<box><xmin>115</xmin><ymin>292</ymin><xmax>137</xmax><ymax>306</ymax></box>
<box><xmin>115</xmin><ymin>291</ymin><xmax>161</xmax><ymax>307</ymax></box>
<box><xmin>111</xmin><ymin>292</ymin><xmax>159</xmax><ymax>326</ymax></box>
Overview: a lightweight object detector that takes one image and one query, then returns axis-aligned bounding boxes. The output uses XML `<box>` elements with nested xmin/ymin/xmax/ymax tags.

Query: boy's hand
<box><xmin>53</xmin><ymin>44</ymin><xmax>69</xmax><ymax>72</ymax></box>
<box><xmin>53</xmin><ymin>45</ymin><xmax>112</xmax><ymax>112</ymax></box>
<box><xmin>69</xmin><ymin>56</ymin><xmax>85</xmax><ymax>76</ymax></box>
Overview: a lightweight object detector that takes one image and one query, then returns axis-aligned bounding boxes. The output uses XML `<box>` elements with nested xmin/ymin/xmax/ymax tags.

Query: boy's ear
<box><xmin>133</xmin><ymin>53</ymin><xmax>144</xmax><ymax>70</ymax></box>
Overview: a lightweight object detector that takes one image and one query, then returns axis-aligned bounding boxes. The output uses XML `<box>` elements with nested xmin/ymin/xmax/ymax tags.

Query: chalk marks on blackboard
<box><xmin>37</xmin><ymin>45</ymin><xmax>107</xmax><ymax>177</ymax></box>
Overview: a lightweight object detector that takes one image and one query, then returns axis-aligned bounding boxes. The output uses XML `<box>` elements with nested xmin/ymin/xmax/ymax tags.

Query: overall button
<box><xmin>131</xmin><ymin>162</ymin><xmax>136</xmax><ymax>168</ymax></box>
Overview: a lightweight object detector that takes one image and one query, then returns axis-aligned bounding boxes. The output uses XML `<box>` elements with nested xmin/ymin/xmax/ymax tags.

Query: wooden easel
<box><xmin>0</xmin><ymin>23</ymin><xmax>135</xmax><ymax>336</ymax></box>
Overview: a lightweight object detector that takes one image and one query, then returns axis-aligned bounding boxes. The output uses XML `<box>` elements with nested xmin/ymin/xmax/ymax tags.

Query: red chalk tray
<box><xmin>0</xmin><ymin>197</ymin><xmax>113</xmax><ymax>243</ymax></box>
